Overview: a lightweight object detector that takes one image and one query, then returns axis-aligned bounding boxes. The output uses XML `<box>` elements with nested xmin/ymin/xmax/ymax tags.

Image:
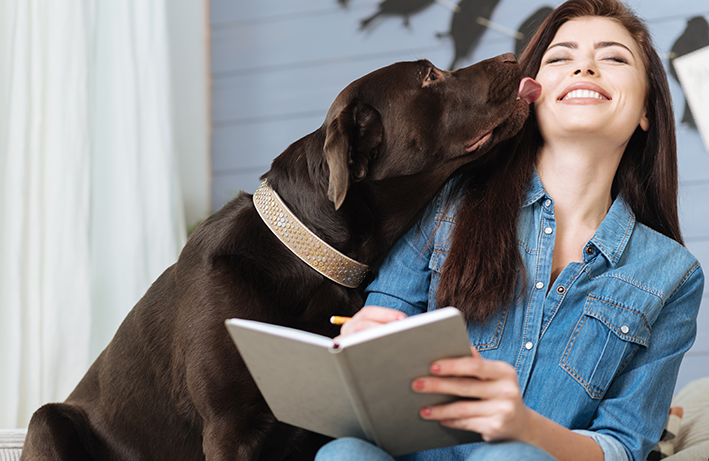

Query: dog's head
<box><xmin>321</xmin><ymin>53</ymin><xmax>540</xmax><ymax>209</ymax></box>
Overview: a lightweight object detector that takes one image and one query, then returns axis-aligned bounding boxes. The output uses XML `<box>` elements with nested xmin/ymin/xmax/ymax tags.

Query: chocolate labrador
<box><xmin>21</xmin><ymin>54</ymin><xmax>540</xmax><ymax>461</ymax></box>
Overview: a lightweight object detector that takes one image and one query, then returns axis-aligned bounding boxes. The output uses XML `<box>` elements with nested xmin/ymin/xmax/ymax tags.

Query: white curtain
<box><xmin>0</xmin><ymin>0</ymin><xmax>186</xmax><ymax>429</ymax></box>
<box><xmin>89</xmin><ymin>1</ymin><xmax>186</xmax><ymax>361</ymax></box>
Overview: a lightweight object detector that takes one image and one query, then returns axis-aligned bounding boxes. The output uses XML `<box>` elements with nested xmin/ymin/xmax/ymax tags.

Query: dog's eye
<box><xmin>422</xmin><ymin>65</ymin><xmax>444</xmax><ymax>86</ymax></box>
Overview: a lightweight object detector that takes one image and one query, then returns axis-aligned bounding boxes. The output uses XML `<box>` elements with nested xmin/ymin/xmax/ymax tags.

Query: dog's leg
<box><xmin>20</xmin><ymin>403</ymin><xmax>96</xmax><ymax>461</ymax></box>
<box><xmin>201</xmin><ymin>415</ymin><xmax>271</xmax><ymax>461</ymax></box>
<box><xmin>192</xmin><ymin>368</ymin><xmax>274</xmax><ymax>460</ymax></box>
<box><xmin>195</xmin><ymin>377</ymin><xmax>317</xmax><ymax>461</ymax></box>
<box><xmin>267</xmin><ymin>426</ymin><xmax>333</xmax><ymax>461</ymax></box>
<box><xmin>202</xmin><ymin>417</ymin><xmax>328</xmax><ymax>461</ymax></box>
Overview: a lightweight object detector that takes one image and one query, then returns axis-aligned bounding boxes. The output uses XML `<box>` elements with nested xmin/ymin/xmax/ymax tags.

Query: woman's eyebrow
<box><xmin>546</xmin><ymin>41</ymin><xmax>577</xmax><ymax>52</ymax></box>
<box><xmin>595</xmin><ymin>41</ymin><xmax>634</xmax><ymax>57</ymax></box>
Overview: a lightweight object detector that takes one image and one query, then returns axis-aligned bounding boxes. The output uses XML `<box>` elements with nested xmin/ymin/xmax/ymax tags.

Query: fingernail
<box><xmin>430</xmin><ymin>363</ymin><xmax>441</xmax><ymax>373</ymax></box>
<box><xmin>412</xmin><ymin>379</ymin><xmax>425</xmax><ymax>390</ymax></box>
<box><xmin>420</xmin><ymin>407</ymin><xmax>432</xmax><ymax>418</ymax></box>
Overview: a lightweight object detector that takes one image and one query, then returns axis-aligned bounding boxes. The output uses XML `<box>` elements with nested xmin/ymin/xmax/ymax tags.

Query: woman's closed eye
<box><xmin>545</xmin><ymin>56</ymin><xmax>570</xmax><ymax>64</ymax></box>
<box><xmin>544</xmin><ymin>54</ymin><xmax>573</xmax><ymax>65</ymax></box>
<box><xmin>601</xmin><ymin>55</ymin><xmax>629</xmax><ymax>64</ymax></box>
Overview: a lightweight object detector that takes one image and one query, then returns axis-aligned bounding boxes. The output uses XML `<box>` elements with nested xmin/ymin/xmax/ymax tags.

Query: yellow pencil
<box><xmin>329</xmin><ymin>316</ymin><xmax>352</xmax><ymax>325</ymax></box>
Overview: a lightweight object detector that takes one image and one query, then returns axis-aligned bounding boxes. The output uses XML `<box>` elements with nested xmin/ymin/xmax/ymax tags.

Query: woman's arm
<box><xmin>413</xmin><ymin>348</ymin><xmax>604</xmax><ymax>461</ymax></box>
<box><xmin>364</xmin><ymin>183</ymin><xmax>456</xmax><ymax>316</ymax></box>
<box><xmin>336</xmin><ymin>191</ymin><xmax>445</xmax><ymax>335</ymax></box>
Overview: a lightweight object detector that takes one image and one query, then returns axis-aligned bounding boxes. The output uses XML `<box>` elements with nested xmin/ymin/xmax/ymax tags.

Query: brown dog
<box><xmin>21</xmin><ymin>54</ymin><xmax>540</xmax><ymax>461</ymax></box>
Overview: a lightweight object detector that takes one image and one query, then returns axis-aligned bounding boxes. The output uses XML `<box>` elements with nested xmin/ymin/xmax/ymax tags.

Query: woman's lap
<box><xmin>315</xmin><ymin>438</ymin><xmax>393</xmax><ymax>461</ymax></box>
<box><xmin>314</xmin><ymin>438</ymin><xmax>558</xmax><ymax>461</ymax></box>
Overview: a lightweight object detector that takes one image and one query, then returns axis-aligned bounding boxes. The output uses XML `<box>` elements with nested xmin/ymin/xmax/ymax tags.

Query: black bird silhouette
<box><xmin>338</xmin><ymin>0</ymin><xmax>350</xmax><ymax>7</ymax></box>
<box><xmin>436</xmin><ymin>0</ymin><xmax>502</xmax><ymax>70</ymax></box>
<box><xmin>515</xmin><ymin>6</ymin><xmax>553</xmax><ymax>57</ymax></box>
<box><xmin>669</xmin><ymin>16</ymin><xmax>709</xmax><ymax>129</ymax></box>
<box><xmin>359</xmin><ymin>0</ymin><xmax>436</xmax><ymax>30</ymax></box>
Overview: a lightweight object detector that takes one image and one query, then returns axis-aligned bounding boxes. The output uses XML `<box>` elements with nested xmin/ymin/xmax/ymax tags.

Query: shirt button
<box><xmin>556</xmin><ymin>286</ymin><xmax>565</xmax><ymax>294</ymax></box>
<box><xmin>525</xmin><ymin>341</ymin><xmax>534</xmax><ymax>350</ymax></box>
<box><xmin>535</xmin><ymin>281</ymin><xmax>544</xmax><ymax>290</ymax></box>
<box><xmin>586</xmin><ymin>246</ymin><xmax>595</xmax><ymax>255</ymax></box>
<box><xmin>621</xmin><ymin>325</ymin><xmax>630</xmax><ymax>334</ymax></box>
<box><xmin>544</xmin><ymin>199</ymin><xmax>552</xmax><ymax>207</ymax></box>
<box><xmin>544</xmin><ymin>227</ymin><xmax>553</xmax><ymax>235</ymax></box>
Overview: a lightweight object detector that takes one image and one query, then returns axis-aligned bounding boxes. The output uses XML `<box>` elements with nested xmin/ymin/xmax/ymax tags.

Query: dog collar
<box><xmin>253</xmin><ymin>180</ymin><xmax>369</xmax><ymax>288</ymax></box>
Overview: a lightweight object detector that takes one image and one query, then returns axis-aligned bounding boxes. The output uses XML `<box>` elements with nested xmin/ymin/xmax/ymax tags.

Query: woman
<box><xmin>315</xmin><ymin>0</ymin><xmax>704</xmax><ymax>460</ymax></box>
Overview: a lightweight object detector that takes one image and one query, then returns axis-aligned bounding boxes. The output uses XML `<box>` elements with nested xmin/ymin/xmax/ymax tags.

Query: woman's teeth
<box><xmin>563</xmin><ymin>89</ymin><xmax>606</xmax><ymax>100</ymax></box>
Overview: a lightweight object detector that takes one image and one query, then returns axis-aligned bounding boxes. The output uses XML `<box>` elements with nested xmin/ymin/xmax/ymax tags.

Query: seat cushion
<box><xmin>0</xmin><ymin>429</ymin><xmax>25</xmax><ymax>461</ymax></box>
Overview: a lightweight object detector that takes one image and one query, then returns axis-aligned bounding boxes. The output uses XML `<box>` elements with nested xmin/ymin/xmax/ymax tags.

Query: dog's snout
<box><xmin>500</xmin><ymin>53</ymin><xmax>517</xmax><ymax>64</ymax></box>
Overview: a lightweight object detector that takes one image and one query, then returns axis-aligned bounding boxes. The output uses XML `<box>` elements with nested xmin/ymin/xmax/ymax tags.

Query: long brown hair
<box><xmin>437</xmin><ymin>0</ymin><xmax>681</xmax><ymax>324</ymax></box>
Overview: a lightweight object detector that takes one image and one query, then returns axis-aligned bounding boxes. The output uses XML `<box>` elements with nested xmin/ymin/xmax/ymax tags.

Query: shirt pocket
<box><xmin>560</xmin><ymin>295</ymin><xmax>650</xmax><ymax>399</ymax></box>
<box><xmin>429</xmin><ymin>248</ymin><xmax>509</xmax><ymax>351</ymax></box>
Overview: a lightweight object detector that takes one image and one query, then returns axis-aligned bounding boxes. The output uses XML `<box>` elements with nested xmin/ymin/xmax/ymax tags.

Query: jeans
<box><xmin>314</xmin><ymin>438</ymin><xmax>558</xmax><ymax>461</ymax></box>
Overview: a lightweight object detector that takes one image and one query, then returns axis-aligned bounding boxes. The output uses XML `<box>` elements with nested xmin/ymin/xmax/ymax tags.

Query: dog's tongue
<box><xmin>518</xmin><ymin>77</ymin><xmax>542</xmax><ymax>104</ymax></box>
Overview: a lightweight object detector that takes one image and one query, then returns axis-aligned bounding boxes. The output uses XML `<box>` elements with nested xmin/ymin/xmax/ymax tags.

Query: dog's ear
<box><xmin>323</xmin><ymin>100</ymin><xmax>383</xmax><ymax>210</ymax></box>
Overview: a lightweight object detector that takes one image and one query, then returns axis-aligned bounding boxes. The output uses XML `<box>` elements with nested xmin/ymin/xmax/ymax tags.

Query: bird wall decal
<box><xmin>436</xmin><ymin>0</ymin><xmax>502</xmax><ymax>70</ymax></box>
<box><xmin>359</xmin><ymin>0</ymin><xmax>437</xmax><ymax>30</ymax></box>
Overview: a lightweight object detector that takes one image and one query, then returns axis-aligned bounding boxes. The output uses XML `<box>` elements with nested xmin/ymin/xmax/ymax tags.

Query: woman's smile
<box><xmin>563</xmin><ymin>90</ymin><xmax>604</xmax><ymax>100</ymax></box>
<box><xmin>558</xmin><ymin>82</ymin><xmax>611</xmax><ymax>103</ymax></box>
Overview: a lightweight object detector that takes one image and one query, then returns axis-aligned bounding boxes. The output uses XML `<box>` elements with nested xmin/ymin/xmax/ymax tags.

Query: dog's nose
<box><xmin>500</xmin><ymin>53</ymin><xmax>518</xmax><ymax>64</ymax></box>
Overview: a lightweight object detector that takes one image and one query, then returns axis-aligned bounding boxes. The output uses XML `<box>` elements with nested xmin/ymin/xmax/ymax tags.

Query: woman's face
<box><xmin>534</xmin><ymin>16</ymin><xmax>650</xmax><ymax>146</ymax></box>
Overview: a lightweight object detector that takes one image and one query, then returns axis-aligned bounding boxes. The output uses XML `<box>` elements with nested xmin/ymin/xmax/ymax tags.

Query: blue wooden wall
<box><xmin>210</xmin><ymin>0</ymin><xmax>709</xmax><ymax>391</ymax></box>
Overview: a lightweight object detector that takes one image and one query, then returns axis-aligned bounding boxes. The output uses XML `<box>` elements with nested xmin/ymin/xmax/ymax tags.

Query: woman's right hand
<box><xmin>338</xmin><ymin>305</ymin><xmax>407</xmax><ymax>337</ymax></box>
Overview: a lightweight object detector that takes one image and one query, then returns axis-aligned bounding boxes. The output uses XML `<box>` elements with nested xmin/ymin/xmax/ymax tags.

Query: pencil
<box><xmin>329</xmin><ymin>316</ymin><xmax>352</xmax><ymax>325</ymax></box>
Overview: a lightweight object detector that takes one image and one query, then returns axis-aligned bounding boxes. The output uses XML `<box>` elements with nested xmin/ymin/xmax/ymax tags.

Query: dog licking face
<box><xmin>321</xmin><ymin>53</ymin><xmax>540</xmax><ymax>209</ymax></box>
<box><xmin>21</xmin><ymin>55</ymin><xmax>539</xmax><ymax>461</ymax></box>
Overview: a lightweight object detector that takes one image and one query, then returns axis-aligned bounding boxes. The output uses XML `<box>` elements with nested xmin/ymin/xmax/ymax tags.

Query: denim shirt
<box><xmin>365</xmin><ymin>172</ymin><xmax>704</xmax><ymax>461</ymax></box>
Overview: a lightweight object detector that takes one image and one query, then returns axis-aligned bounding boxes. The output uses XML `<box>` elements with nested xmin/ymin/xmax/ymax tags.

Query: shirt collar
<box><xmin>523</xmin><ymin>169</ymin><xmax>546</xmax><ymax>207</ymax></box>
<box><xmin>523</xmin><ymin>169</ymin><xmax>636</xmax><ymax>267</ymax></box>
<box><xmin>588</xmin><ymin>196</ymin><xmax>635</xmax><ymax>266</ymax></box>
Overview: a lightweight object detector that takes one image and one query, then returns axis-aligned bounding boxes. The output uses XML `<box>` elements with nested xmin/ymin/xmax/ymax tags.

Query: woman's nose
<box><xmin>574</xmin><ymin>68</ymin><xmax>596</xmax><ymax>76</ymax></box>
<box><xmin>573</xmin><ymin>60</ymin><xmax>598</xmax><ymax>76</ymax></box>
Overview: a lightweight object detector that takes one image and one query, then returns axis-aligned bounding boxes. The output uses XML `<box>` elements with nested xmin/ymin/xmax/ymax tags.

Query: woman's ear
<box><xmin>640</xmin><ymin>109</ymin><xmax>650</xmax><ymax>132</ymax></box>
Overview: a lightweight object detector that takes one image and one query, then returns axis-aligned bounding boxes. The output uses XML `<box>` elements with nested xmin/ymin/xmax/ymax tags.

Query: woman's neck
<box><xmin>536</xmin><ymin>141</ymin><xmax>624</xmax><ymax>282</ymax></box>
<box><xmin>536</xmin><ymin>140</ymin><xmax>623</xmax><ymax>230</ymax></box>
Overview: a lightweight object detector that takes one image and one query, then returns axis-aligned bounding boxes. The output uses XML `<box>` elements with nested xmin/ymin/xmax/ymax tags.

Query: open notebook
<box><xmin>225</xmin><ymin>307</ymin><xmax>481</xmax><ymax>456</ymax></box>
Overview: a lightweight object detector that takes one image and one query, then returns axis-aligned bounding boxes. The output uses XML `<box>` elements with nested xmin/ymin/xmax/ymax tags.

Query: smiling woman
<box><xmin>533</xmin><ymin>16</ymin><xmax>654</xmax><ymax>283</ymax></box>
<box><xmin>315</xmin><ymin>1</ymin><xmax>704</xmax><ymax>461</ymax></box>
<box><xmin>535</xmin><ymin>17</ymin><xmax>650</xmax><ymax>151</ymax></box>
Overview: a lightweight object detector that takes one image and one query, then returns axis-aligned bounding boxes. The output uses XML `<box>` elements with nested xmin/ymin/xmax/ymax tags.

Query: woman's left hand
<box><xmin>412</xmin><ymin>346</ymin><xmax>532</xmax><ymax>443</ymax></box>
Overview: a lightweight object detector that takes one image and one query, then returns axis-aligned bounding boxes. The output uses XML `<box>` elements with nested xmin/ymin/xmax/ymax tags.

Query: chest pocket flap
<box><xmin>561</xmin><ymin>295</ymin><xmax>651</xmax><ymax>399</ymax></box>
<box><xmin>585</xmin><ymin>295</ymin><xmax>650</xmax><ymax>347</ymax></box>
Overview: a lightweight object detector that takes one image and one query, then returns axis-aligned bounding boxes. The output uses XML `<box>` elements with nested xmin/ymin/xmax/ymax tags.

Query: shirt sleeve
<box><xmin>364</xmin><ymin>194</ymin><xmax>442</xmax><ymax>317</ymax></box>
<box><xmin>573</xmin><ymin>430</ymin><xmax>629</xmax><ymax>461</ymax></box>
<box><xmin>588</xmin><ymin>262</ymin><xmax>704</xmax><ymax>461</ymax></box>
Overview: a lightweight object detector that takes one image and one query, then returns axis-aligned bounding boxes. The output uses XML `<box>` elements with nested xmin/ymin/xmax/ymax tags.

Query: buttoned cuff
<box><xmin>573</xmin><ymin>430</ymin><xmax>629</xmax><ymax>461</ymax></box>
